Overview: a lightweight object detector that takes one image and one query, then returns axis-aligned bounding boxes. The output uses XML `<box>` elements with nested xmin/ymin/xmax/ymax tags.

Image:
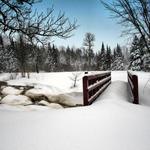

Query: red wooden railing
<box><xmin>83</xmin><ymin>72</ymin><xmax>111</xmax><ymax>106</ymax></box>
<box><xmin>127</xmin><ymin>71</ymin><xmax>139</xmax><ymax>104</ymax></box>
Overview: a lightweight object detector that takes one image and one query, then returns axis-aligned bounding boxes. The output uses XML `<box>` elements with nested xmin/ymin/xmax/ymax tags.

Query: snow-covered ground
<box><xmin>0</xmin><ymin>71</ymin><xmax>150</xmax><ymax>150</ymax></box>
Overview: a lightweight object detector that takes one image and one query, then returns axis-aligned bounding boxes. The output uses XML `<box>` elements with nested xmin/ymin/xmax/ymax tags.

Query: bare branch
<box><xmin>101</xmin><ymin>0</ymin><xmax>150</xmax><ymax>52</ymax></box>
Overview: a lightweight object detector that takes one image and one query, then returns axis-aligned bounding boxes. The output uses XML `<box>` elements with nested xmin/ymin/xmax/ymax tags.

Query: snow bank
<box><xmin>1</xmin><ymin>95</ymin><xmax>32</xmax><ymax>105</ymax></box>
<box><xmin>94</xmin><ymin>81</ymin><xmax>129</xmax><ymax>104</ymax></box>
<box><xmin>135</xmin><ymin>71</ymin><xmax>150</xmax><ymax>106</ymax></box>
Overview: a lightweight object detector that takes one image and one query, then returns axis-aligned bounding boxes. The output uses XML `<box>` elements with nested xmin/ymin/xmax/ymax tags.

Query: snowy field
<box><xmin>0</xmin><ymin>71</ymin><xmax>150</xmax><ymax>150</ymax></box>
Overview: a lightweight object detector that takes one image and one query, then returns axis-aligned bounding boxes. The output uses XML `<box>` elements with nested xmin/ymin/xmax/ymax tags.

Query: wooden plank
<box><xmin>88</xmin><ymin>76</ymin><xmax>111</xmax><ymax>91</ymax></box>
<box><xmin>88</xmin><ymin>81</ymin><xmax>111</xmax><ymax>105</ymax></box>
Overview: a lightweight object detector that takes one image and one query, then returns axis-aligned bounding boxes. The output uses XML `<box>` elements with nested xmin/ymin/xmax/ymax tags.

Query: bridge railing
<box><xmin>127</xmin><ymin>71</ymin><xmax>139</xmax><ymax>104</ymax></box>
<box><xmin>83</xmin><ymin>72</ymin><xmax>111</xmax><ymax>106</ymax></box>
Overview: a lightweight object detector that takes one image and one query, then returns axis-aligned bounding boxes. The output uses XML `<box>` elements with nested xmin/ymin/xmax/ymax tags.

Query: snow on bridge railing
<box><xmin>127</xmin><ymin>71</ymin><xmax>139</xmax><ymax>104</ymax></box>
<box><xmin>83</xmin><ymin>72</ymin><xmax>111</xmax><ymax>106</ymax></box>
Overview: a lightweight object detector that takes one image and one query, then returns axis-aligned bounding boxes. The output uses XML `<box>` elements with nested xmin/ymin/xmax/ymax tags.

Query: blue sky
<box><xmin>33</xmin><ymin>0</ymin><xmax>125</xmax><ymax>51</ymax></box>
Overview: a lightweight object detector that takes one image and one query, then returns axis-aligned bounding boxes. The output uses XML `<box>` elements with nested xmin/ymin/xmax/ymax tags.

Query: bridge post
<box><xmin>83</xmin><ymin>76</ymin><xmax>89</xmax><ymax>106</ymax></box>
<box><xmin>132</xmin><ymin>75</ymin><xmax>139</xmax><ymax>104</ymax></box>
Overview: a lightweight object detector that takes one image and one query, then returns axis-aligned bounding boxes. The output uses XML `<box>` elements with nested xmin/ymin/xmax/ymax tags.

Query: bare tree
<box><xmin>0</xmin><ymin>0</ymin><xmax>78</xmax><ymax>74</ymax></box>
<box><xmin>0</xmin><ymin>0</ymin><xmax>78</xmax><ymax>42</ymax></box>
<box><xmin>101</xmin><ymin>0</ymin><xmax>150</xmax><ymax>53</ymax></box>
<box><xmin>69</xmin><ymin>72</ymin><xmax>81</xmax><ymax>88</ymax></box>
<box><xmin>83</xmin><ymin>32</ymin><xmax>95</xmax><ymax>70</ymax></box>
<box><xmin>0</xmin><ymin>0</ymin><xmax>36</xmax><ymax>33</ymax></box>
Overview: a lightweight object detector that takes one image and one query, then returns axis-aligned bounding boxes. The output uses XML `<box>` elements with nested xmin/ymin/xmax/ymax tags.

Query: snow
<box><xmin>0</xmin><ymin>71</ymin><xmax>150</xmax><ymax>150</ymax></box>
<box><xmin>1</xmin><ymin>95</ymin><xmax>32</xmax><ymax>105</ymax></box>
<box><xmin>7</xmin><ymin>72</ymin><xmax>84</xmax><ymax>93</ymax></box>
<box><xmin>1</xmin><ymin>86</ymin><xmax>23</xmax><ymax>95</ymax></box>
<box><xmin>134</xmin><ymin>71</ymin><xmax>150</xmax><ymax>106</ymax></box>
<box><xmin>38</xmin><ymin>100</ymin><xmax>64</xmax><ymax>109</ymax></box>
<box><xmin>25</xmin><ymin>88</ymin><xmax>50</xmax><ymax>98</ymax></box>
<box><xmin>0</xmin><ymin>73</ymin><xmax>11</xmax><ymax>81</ymax></box>
<box><xmin>47</xmin><ymin>94</ymin><xmax>79</xmax><ymax>106</ymax></box>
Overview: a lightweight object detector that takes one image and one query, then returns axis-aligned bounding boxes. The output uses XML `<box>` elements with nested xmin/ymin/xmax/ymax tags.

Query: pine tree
<box><xmin>105</xmin><ymin>46</ymin><xmax>112</xmax><ymax>70</ymax></box>
<box><xmin>96</xmin><ymin>51</ymin><xmax>101</xmax><ymax>70</ymax></box>
<box><xmin>53</xmin><ymin>46</ymin><xmax>59</xmax><ymax>71</ymax></box>
<box><xmin>139</xmin><ymin>36</ymin><xmax>150</xmax><ymax>71</ymax></box>
<box><xmin>129</xmin><ymin>36</ymin><xmax>143</xmax><ymax>71</ymax></box>
<box><xmin>143</xmin><ymin>53</ymin><xmax>150</xmax><ymax>71</ymax></box>
<box><xmin>34</xmin><ymin>46</ymin><xmax>46</xmax><ymax>73</ymax></box>
<box><xmin>111</xmin><ymin>44</ymin><xmax>124</xmax><ymax>70</ymax></box>
<box><xmin>66</xmin><ymin>46</ymin><xmax>71</xmax><ymax>66</ymax></box>
<box><xmin>47</xmin><ymin>43</ymin><xmax>54</xmax><ymax>71</ymax></box>
<box><xmin>100</xmin><ymin>42</ymin><xmax>106</xmax><ymax>70</ymax></box>
<box><xmin>47</xmin><ymin>43</ymin><xmax>59</xmax><ymax>72</ymax></box>
<box><xmin>75</xmin><ymin>48</ymin><xmax>82</xmax><ymax>70</ymax></box>
<box><xmin>0</xmin><ymin>36</ymin><xmax>18</xmax><ymax>73</ymax></box>
<box><xmin>10</xmin><ymin>34</ymin><xmax>31</xmax><ymax>77</ymax></box>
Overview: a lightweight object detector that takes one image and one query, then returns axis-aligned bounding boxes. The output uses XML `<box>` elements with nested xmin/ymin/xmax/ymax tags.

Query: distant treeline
<box><xmin>0</xmin><ymin>34</ymin><xmax>149</xmax><ymax>77</ymax></box>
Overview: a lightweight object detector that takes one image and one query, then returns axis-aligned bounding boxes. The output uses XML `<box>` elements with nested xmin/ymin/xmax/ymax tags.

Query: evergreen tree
<box><xmin>129</xmin><ymin>36</ymin><xmax>143</xmax><ymax>71</ymax></box>
<box><xmin>96</xmin><ymin>51</ymin><xmax>102</xmax><ymax>70</ymax></box>
<box><xmin>105</xmin><ymin>46</ymin><xmax>112</xmax><ymax>70</ymax></box>
<box><xmin>116</xmin><ymin>44</ymin><xmax>122</xmax><ymax>57</ymax></box>
<box><xmin>100</xmin><ymin>42</ymin><xmax>106</xmax><ymax>70</ymax></box>
<box><xmin>34</xmin><ymin>46</ymin><xmax>46</xmax><ymax>73</ymax></box>
<box><xmin>0</xmin><ymin>35</ymin><xmax>4</xmax><ymax>72</ymax></box>
<box><xmin>143</xmin><ymin>53</ymin><xmax>150</xmax><ymax>71</ymax></box>
<box><xmin>53</xmin><ymin>46</ymin><xmax>59</xmax><ymax>71</ymax></box>
<box><xmin>0</xmin><ymin>35</ymin><xmax>18</xmax><ymax>73</ymax></box>
<box><xmin>66</xmin><ymin>46</ymin><xmax>71</xmax><ymax>66</ymax></box>
<box><xmin>111</xmin><ymin>44</ymin><xmax>124</xmax><ymax>70</ymax></box>
<box><xmin>75</xmin><ymin>48</ymin><xmax>82</xmax><ymax>70</ymax></box>
<box><xmin>47</xmin><ymin>43</ymin><xmax>53</xmax><ymax>71</ymax></box>
<box><xmin>47</xmin><ymin>43</ymin><xmax>59</xmax><ymax>71</ymax></box>
<box><xmin>12</xmin><ymin>35</ymin><xmax>31</xmax><ymax>77</ymax></box>
<box><xmin>139</xmin><ymin>36</ymin><xmax>150</xmax><ymax>71</ymax></box>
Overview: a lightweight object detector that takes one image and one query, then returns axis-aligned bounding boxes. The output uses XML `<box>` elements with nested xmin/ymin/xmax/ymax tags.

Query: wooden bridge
<box><xmin>83</xmin><ymin>71</ymin><xmax>139</xmax><ymax>106</ymax></box>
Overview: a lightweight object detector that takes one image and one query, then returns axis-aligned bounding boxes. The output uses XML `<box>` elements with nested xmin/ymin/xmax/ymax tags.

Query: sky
<box><xmin>33</xmin><ymin>0</ymin><xmax>126</xmax><ymax>51</ymax></box>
